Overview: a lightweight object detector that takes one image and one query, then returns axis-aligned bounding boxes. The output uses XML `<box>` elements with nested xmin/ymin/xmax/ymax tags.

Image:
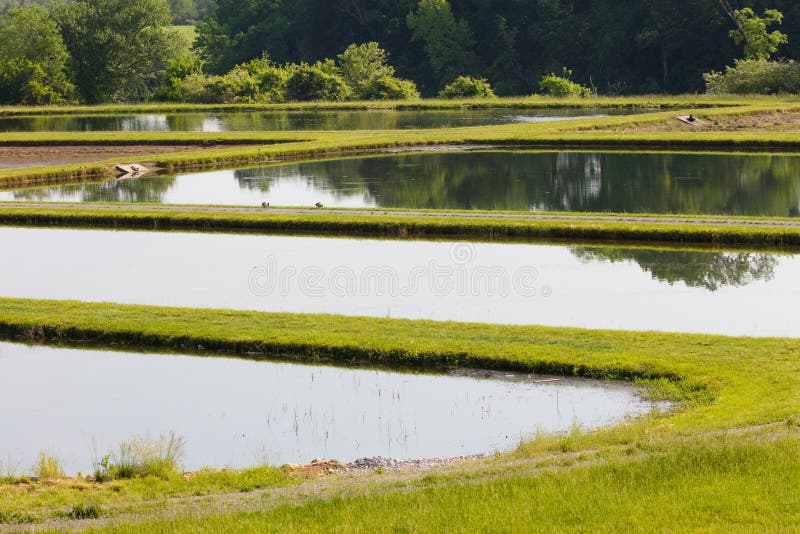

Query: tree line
<box><xmin>0</xmin><ymin>0</ymin><xmax>797</xmax><ymax>104</ymax></box>
<box><xmin>195</xmin><ymin>0</ymin><xmax>799</xmax><ymax>95</ymax></box>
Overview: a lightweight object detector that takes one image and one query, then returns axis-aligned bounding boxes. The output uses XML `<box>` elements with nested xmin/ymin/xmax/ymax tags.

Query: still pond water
<box><xmin>0</xmin><ymin>108</ymin><xmax>627</xmax><ymax>133</ymax></box>
<box><xmin>4</xmin><ymin>151</ymin><xmax>799</xmax><ymax>216</ymax></box>
<box><xmin>0</xmin><ymin>342</ymin><xmax>653</xmax><ymax>474</ymax></box>
<box><xmin>0</xmin><ymin>228</ymin><xmax>796</xmax><ymax>337</ymax></box>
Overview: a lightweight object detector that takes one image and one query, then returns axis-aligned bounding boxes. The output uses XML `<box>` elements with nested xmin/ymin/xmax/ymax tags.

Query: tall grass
<box><xmin>93</xmin><ymin>433</ymin><xmax>185</xmax><ymax>481</ymax></box>
<box><xmin>33</xmin><ymin>453</ymin><xmax>64</xmax><ymax>481</ymax></box>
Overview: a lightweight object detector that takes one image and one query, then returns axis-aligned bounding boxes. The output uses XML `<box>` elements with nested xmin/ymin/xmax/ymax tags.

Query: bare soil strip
<box><xmin>0</xmin><ymin>145</ymin><xmax>247</xmax><ymax>169</ymax></box>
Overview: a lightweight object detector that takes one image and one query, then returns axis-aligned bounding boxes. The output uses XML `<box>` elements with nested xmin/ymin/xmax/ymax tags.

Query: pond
<box><xmin>0</xmin><ymin>108</ymin><xmax>631</xmax><ymax>133</ymax></box>
<box><xmin>0</xmin><ymin>228</ymin><xmax>796</xmax><ymax>337</ymax></box>
<box><xmin>4</xmin><ymin>150</ymin><xmax>799</xmax><ymax>216</ymax></box>
<box><xmin>0</xmin><ymin>342</ymin><xmax>655</xmax><ymax>475</ymax></box>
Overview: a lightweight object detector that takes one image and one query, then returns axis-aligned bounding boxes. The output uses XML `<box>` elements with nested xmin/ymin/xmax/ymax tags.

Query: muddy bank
<box><xmin>0</xmin><ymin>144</ymin><xmax>242</xmax><ymax>169</ymax></box>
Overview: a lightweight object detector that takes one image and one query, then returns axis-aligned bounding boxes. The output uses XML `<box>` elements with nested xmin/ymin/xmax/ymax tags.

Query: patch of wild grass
<box><xmin>33</xmin><ymin>453</ymin><xmax>64</xmax><ymax>481</ymax></box>
<box><xmin>93</xmin><ymin>433</ymin><xmax>185</xmax><ymax>481</ymax></box>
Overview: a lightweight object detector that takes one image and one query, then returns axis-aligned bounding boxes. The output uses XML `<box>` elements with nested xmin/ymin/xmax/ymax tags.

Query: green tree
<box><xmin>728</xmin><ymin>7</ymin><xmax>788</xmax><ymax>59</ymax></box>
<box><xmin>0</xmin><ymin>5</ymin><xmax>74</xmax><ymax>104</ymax></box>
<box><xmin>337</xmin><ymin>42</ymin><xmax>395</xmax><ymax>92</ymax></box>
<box><xmin>55</xmin><ymin>0</ymin><xmax>184</xmax><ymax>103</ymax></box>
<box><xmin>336</xmin><ymin>42</ymin><xmax>419</xmax><ymax>100</ymax></box>
<box><xmin>407</xmin><ymin>0</ymin><xmax>477</xmax><ymax>85</ymax></box>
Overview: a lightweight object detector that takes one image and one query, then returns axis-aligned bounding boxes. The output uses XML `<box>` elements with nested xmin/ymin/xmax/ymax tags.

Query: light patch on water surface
<box><xmin>0</xmin><ymin>228</ymin><xmax>797</xmax><ymax>337</ymax></box>
<box><xmin>0</xmin><ymin>342</ymin><xmax>653</xmax><ymax>475</ymax></box>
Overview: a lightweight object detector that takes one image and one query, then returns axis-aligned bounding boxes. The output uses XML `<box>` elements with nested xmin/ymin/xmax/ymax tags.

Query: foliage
<box><xmin>438</xmin><ymin>76</ymin><xmax>496</xmax><ymax>99</ymax></box>
<box><xmin>729</xmin><ymin>8</ymin><xmax>788</xmax><ymax>60</ymax></box>
<box><xmin>192</xmin><ymin>0</ymin><xmax>800</xmax><ymax>95</ymax></box>
<box><xmin>149</xmin><ymin>54</ymin><xmax>203</xmax><ymax>102</ymax></box>
<box><xmin>359</xmin><ymin>76</ymin><xmax>420</xmax><ymax>100</ymax></box>
<box><xmin>704</xmin><ymin>59</ymin><xmax>800</xmax><ymax>94</ymax></box>
<box><xmin>284</xmin><ymin>64</ymin><xmax>351</xmax><ymax>102</ymax></box>
<box><xmin>0</xmin><ymin>6</ymin><xmax>74</xmax><ymax>104</ymax></box>
<box><xmin>335</xmin><ymin>42</ymin><xmax>418</xmax><ymax>101</ymax></box>
<box><xmin>54</xmin><ymin>0</ymin><xmax>184</xmax><ymax>103</ymax></box>
<box><xmin>168</xmin><ymin>0</ymin><xmax>214</xmax><ymax>24</ymax></box>
<box><xmin>539</xmin><ymin>68</ymin><xmax>593</xmax><ymax>97</ymax></box>
<box><xmin>407</xmin><ymin>0</ymin><xmax>477</xmax><ymax>87</ymax></box>
<box><xmin>337</xmin><ymin>43</ymin><xmax>394</xmax><ymax>92</ymax></box>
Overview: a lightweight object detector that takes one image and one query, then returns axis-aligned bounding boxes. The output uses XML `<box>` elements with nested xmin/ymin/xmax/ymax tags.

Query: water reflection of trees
<box><xmin>571</xmin><ymin>247</ymin><xmax>778</xmax><ymax>291</ymax></box>
<box><xmin>9</xmin><ymin>176</ymin><xmax>176</xmax><ymax>203</ymax></box>
<box><xmin>234</xmin><ymin>161</ymin><xmax>378</xmax><ymax>204</ymax></box>
<box><xmin>232</xmin><ymin>151</ymin><xmax>800</xmax><ymax>216</ymax></box>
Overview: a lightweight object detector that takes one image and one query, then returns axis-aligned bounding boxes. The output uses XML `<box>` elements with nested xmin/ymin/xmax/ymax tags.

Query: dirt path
<box><xmin>1</xmin><ymin>201</ymin><xmax>799</xmax><ymax>229</ymax></box>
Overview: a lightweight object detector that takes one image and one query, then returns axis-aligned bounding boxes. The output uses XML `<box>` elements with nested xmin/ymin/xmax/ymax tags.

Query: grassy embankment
<box><xmin>0</xmin><ymin>94</ymin><xmax>785</xmax><ymax>116</ymax></box>
<box><xmin>2</xmin><ymin>204</ymin><xmax>800</xmax><ymax>248</ymax></box>
<box><xmin>0</xmin><ymin>297</ymin><xmax>798</xmax><ymax>525</ymax></box>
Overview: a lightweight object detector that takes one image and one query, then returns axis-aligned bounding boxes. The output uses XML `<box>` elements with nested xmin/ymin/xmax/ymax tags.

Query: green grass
<box><xmin>171</xmin><ymin>25</ymin><xmax>196</xmax><ymax>51</ymax></box>
<box><xmin>0</xmin><ymin>94</ymin><xmax>774</xmax><ymax>117</ymax></box>
<box><xmin>1</xmin><ymin>204</ymin><xmax>799</xmax><ymax>248</ymax></box>
<box><xmin>99</xmin><ymin>433</ymin><xmax>800</xmax><ymax>533</ymax></box>
<box><xmin>0</xmin><ymin>462</ymin><xmax>296</xmax><ymax>524</ymax></box>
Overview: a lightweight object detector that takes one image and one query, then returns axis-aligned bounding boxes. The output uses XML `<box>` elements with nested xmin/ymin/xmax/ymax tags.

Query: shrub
<box><xmin>704</xmin><ymin>59</ymin><xmax>800</xmax><ymax>94</ymax></box>
<box><xmin>438</xmin><ymin>76</ymin><xmax>496</xmax><ymax>99</ymax></box>
<box><xmin>33</xmin><ymin>453</ymin><xmax>64</xmax><ymax>481</ymax></box>
<box><xmin>237</xmin><ymin>55</ymin><xmax>290</xmax><ymax>102</ymax></box>
<box><xmin>202</xmin><ymin>68</ymin><xmax>261</xmax><ymax>103</ymax></box>
<box><xmin>539</xmin><ymin>68</ymin><xmax>593</xmax><ymax>97</ymax></box>
<box><xmin>284</xmin><ymin>64</ymin><xmax>351</xmax><ymax>102</ymax></box>
<box><xmin>93</xmin><ymin>432</ymin><xmax>185</xmax><ymax>481</ymax></box>
<box><xmin>68</xmin><ymin>503</ymin><xmax>102</xmax><ymax>520</ymax></box>
<box><xmin>360</xmin><ymin>76</ymin><xmax>420</xmax><ymax>100</ymax></box>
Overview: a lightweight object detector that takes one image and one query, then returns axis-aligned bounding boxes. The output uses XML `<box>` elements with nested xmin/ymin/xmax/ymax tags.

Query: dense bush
<box><xmin>539</xmin><ymin>67</ymin><xmax>592</xmax><ymax>97</ymax></box>
<box><xmin>704</xmin><ymin>59</ymin><xmax>800</xmax><ymax>94</ymax></box>
<box><xmin>360</xmin><ymin>76</ymin><xmax>420</xmax><ymax>100</ymax></box>
<box><xmin>438</xmin><ymin>76</ymin><xmax>496</xmax><ymax>99</ymax></box>
<box><xmin>284</xmin><ymin>64</ymin><xmax>351</xmax><ymax>102</ymax></box>
<box><xmin>539</xmin><ymin>69</ymin><xmax>593</xmax><ymax>97</ymax></box>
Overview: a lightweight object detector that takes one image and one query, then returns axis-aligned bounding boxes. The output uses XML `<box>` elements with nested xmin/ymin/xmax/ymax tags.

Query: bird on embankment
<box><xmin>315</xmin><ymin>202</ymin><xmax>324</xmax><ymax>208</ymax></box>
